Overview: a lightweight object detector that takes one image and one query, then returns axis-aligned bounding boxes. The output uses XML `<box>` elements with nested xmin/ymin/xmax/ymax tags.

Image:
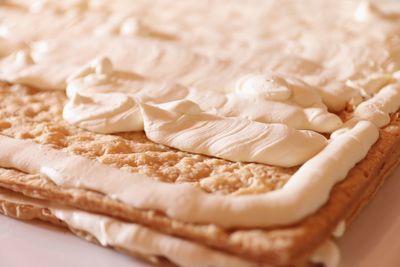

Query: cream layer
<box><xmin>0</xmin><ymin>121</ymin><xmax>378</xmax><ymax>228</ymax></box>
<box><xmin>0</xmin><ymin>189</ymin><xmax>260</xmax><ymax>267</ymax></box>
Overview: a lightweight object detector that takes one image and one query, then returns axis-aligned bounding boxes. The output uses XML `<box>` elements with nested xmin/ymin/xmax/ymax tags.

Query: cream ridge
<box><xmin>0</xmin><ymin>120</ymin><xmax>378</xmax><ymax>228</ymax></box>
<box><xmin>0</xmin><ymin>1</ymin><xmax>399</xmax><ymax>267</ymax></box>
<box><xmin>141</xmin><ymin>100</ymin><xmax>327</xmax><ymax>167</ymax></box>
<box><xmin>0</xmin><ymin>0</ymin><xmax>397</xmax><ymax>232</ymax></box>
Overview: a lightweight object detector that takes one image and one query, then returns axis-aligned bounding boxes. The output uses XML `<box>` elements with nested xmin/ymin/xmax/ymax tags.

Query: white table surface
<box><xmin>0</xmin><ymin>166</ymin><xmax>399</xmax><ymax>267</ymax></box>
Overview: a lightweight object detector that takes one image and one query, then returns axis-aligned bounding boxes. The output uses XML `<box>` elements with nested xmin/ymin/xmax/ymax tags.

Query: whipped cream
<box><xmin>1</xmin><ymin>0</ymin><xmax>398</xmax><ymax>140</ymax></box>
<box><xmin>0</xmin><ymin>0</ymin><xmax>393</xmax><ymax>230</ymax></box>
<box><xmin>220</xmin><ymin>73</ymin><xmax>342</xmax><ymax>132</ymax></box>
<box><xmin>0</xmin><ymin>121</ymin><xmax>378</xmax><ymax>228</ymax></box>
<box><xmin>354</xmin><ymin>83</ymin><xmax>400</xmax><ymax>127</ymax></box>
<box><xmin>64</xmin><ymin>92</ymin><xmax>144</xmax><ymax>133</ymax></box>
<box><xmin>347</xmin><ymin>73</ymin><xmax>394</xmax><ymax>97</ymax></box>
<box><xmin>0</xmin><ymin>34</ymin><xmax>342</xmax><ymax>134</ymax></box>
<box><xmin>64</xmin><ymin>57</ymin><xmax>189</xmax><ymax>133</ymax></box>
<box><xmin>141</xmin><ymin>100</ymin><xmax>327</xmax><ymax>167</ymax></box>
<box><xmin>64</xmin><ymin>61</ymin><xmax>331</xmax><ymax>167</ymax></box>
<box><xmin>0</xmin><ymin>1</ymin><xmax>399</xmax><ymax>266</ymax></box>
<box><xmin>65</xmin><ymin>60</ymin><xmax>342</xmax><ymax>134</ymax></box>
<box><xmin>332</xmin><ymin>80</ymin><xmax>400</xmax><ymax>137</ymax></box>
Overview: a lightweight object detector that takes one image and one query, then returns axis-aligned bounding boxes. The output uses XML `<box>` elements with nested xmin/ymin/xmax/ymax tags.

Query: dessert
<box><xmin>0</xmin><ymin>0</ymin><xmax>399</xmax><ymax>266</ymax></box>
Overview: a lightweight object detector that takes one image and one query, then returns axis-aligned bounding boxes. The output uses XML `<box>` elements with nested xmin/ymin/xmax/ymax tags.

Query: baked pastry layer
<box><xmin>0</xmin><ymin>188</ymin><xmax>253</xmax><ymax>267</ymax></box>
<box><xmin>0</xmin><ymin>84</ymin><xmax>400</xmax><ymax>266</ymax></box>
<box><xmin>0</xmin><ymin>1</ymin><xmax>400</xmax><ymax>266</ymax></box>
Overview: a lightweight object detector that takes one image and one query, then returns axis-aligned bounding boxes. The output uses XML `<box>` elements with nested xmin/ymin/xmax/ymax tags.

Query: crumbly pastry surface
<box><xmin>0</xmin><ymin>0</ymin><xmax>400</xmax><ymax>267</ymax></box>
<box><xmin>1</xmin><ymin>115</ymin><xmax>400</xmax><ymax>267</ymax></box>
<box><xmin>0</xmin><ymin>83</ymin><xmax>294</xmax><ymax>195</ymax></box>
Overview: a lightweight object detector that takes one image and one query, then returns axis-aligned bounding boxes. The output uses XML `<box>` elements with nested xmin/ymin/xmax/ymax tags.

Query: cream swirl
<box><xmin>64</xmin><ymin>58</ymin><xmax>342</xmax><ymax>134</ymax></box>
<box><xmin>61</xmin><ymin>56</ymin><xmax>332</xmax><ymax>167</ymax></box>
<box><xmin>141</xmin><ymin>100</ymin><xmax>328</xmax><ymax>167</ymax></box>
<box><xmin>346</xmin><ymin>73</ymin><xmax>394</xmax><ymax>97</ymax></box>
<box><xmin>64</xmin><ymin>92</ymin><xmax>143</xmax><ymax>133</ymax></box>
<box><xmin>66</xmin><ymin>71</ymin><xmax>330</xmax><ymax>167</ymax></box>
<box><xmin>354</xmin><ymin>83</ymin><xmax>400</xmax><ymax>127</ymax></box>
<box><xmin>224</xmin><ymin>73</ymin><xmax>343</xmax><ymax>132</ymax></box>
<box><xmin>332</xmin><ymin>78</ymin><xmax>400</xmax><ymax>137</ymax></box>
<box><xmin>63</xmin><ymin>57</ymin><xmax>191</xmax><ymax>133</ymax></box>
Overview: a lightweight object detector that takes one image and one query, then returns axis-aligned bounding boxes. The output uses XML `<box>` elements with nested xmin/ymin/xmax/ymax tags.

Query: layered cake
<box><xmin>0</xmin><ymin>0</ymin><xmax>400</xmax><ymax>266</ymax></box>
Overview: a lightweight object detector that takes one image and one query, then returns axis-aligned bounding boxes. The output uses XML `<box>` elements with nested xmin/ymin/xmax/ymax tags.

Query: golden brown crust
<box><xmin>0</xmin><ymin>83</ymin><xmax>400</xmax><ymax>266</ymax></box>
<box><xmin>0</xmin><ymin>82</ymin><xmax>294</xmax><ymax>196</ymax></box>
<box><xmin>0</xmin><ymin>193</ymin><xmax>172</xmax><ymax>267</ymax></box>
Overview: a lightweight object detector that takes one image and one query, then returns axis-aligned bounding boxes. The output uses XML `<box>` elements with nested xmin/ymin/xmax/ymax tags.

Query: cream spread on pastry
<box><xmin>64</xmin><ymin>60</ymin><xmax>342</xmax><ymax>133</ymax></box>
<box><xmin>141</xmin><ymin>100</ymin><xmax>328</xmax><ymax>167</ymax></box>
<box><xmin>0</xmin><ymin>0</ymin><xmax>400</xmax><ymax>266</ymax></box>
<box><xmin>354</xmin><ymin>83</ymin><xmax>400</xmax><ymax>127</ymax></box>
<box><xmin>0</xmin><ymin>120</ymin><xmax>378</xmax><ymax>228</ymax></box>
<box><xmin>0</xmin><ymin>189</ymin><xmax>258</xmax><ymax>267</ymax></box>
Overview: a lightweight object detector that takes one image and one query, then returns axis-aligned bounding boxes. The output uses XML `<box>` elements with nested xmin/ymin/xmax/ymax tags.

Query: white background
<box><xmin>0</xmin><ymin>166</ymin><xmax>399</xmax><ymax>267</ymax></box>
